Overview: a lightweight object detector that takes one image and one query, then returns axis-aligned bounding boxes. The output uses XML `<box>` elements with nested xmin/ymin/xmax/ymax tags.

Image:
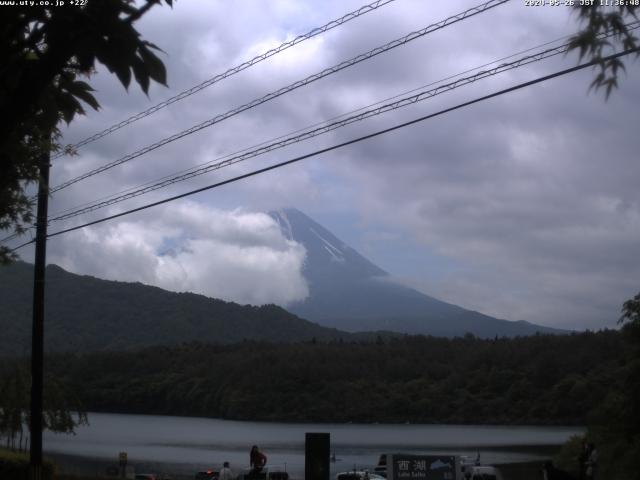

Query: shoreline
<box><xmin>47</xmin><ymin>452</ymin><xmax>549</xmax><ymax>480</ymax></box>
<box><xmin>42</xmin><ymin>413</ymin><xmax>574</xmax><ymax>479</ymax></box>
<box><xmin>47</xmin><ymin>452</ymin><xmax>212</xmax><ymax>480</ymax></box>
<box><xmin>81</xmin><ymin>409</ymin><xmax>586</xmax><ymax>428</ymax></box>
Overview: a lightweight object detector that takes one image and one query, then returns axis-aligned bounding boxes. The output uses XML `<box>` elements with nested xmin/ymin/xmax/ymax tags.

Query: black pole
<box><xmin>305</xmin><ymin>433</ymin><xmax>330</xmax><ymax>480</ymax></box>
<box><xmin>30</xmin><ymin>152</ymin><xmax>50</xmax><ymax>480</ymax></box>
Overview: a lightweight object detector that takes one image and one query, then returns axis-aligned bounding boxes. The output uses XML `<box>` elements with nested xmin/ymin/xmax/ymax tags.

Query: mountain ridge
<box><xmin>0</xmin><ymin>261</ymin><xmax>350</xmax><ymax>355</ymax></box>
<box><xmin>0</xmin><ymin>208</ymin><xmax>564</xmax><ymax>356</ymax></box>
<box><xmin>270</xmin><ymin>208</ymin><xmax>564</xmax><ymax>337</ymax></box>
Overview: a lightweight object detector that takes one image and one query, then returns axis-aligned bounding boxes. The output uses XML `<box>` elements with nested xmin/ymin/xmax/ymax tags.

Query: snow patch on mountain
<box><xmin>310</xmin><ymin>227</ymin><xmax>345</xmax><ymax>263</ymax></box>
<box><xmin>272</xmin><ymin>209</ymin><xmax>294</xmax><ymax>241</ymax></box>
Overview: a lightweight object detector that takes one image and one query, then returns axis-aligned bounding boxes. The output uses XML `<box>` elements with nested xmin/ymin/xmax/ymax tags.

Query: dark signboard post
<box><xmin>388</xmin><ymin>454</ymin><xmax>458</xmax><ymax>480</ymax></box>
<box><xmin>305</xmin><ymin>432</ymin><xmax>330</xmax><ymax>480</ymax></box>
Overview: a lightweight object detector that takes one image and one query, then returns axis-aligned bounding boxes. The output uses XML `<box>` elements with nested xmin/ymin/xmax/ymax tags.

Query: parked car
<box><xmin>460</xmin><ymin>465</ymin><xmax>503</xmax><ymax>480</ymax></box>
<box><xmin>238</xmin><ymin>469</ymin><xmax>288</xmax><ymax>480</ymax></box>
<box><xmin>268</xmin><ymin>472</ymin><xmax>289</xmax><ymax>480</ymax></box>
<box><xmin>195</xmin><ymin>470</ymin><xmax>218</xmax><ymax>480</ymax></box>
<box><xmin>336</xmin><ymin>471</ymin><xmax>385</xmax><ymax>480</ymax></box>
<box><xmin>373</xmin><ymin>455</ymin><xmax>387</xmax><ymax>477</ymax></box>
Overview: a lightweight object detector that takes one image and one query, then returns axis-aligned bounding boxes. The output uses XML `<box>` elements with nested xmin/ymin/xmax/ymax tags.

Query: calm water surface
<box><xmin>43</xmin><ymin>412</ymin><xmax>583</xmax><ymax>477</ymax></box>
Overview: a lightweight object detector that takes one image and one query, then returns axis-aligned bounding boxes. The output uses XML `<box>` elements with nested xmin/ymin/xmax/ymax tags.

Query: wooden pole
<box><xmin>30</xmin><ymin>152</ymin><xmax>50</xmax><ymax>480</ymax></box>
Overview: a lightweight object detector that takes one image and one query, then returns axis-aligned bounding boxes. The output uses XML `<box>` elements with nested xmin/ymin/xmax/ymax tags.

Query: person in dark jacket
<box><xmin>250</xmin><ymin>445</ymin><xmax>267</xmax><ymax>474</ymax></box>
<box><xmin>585</xmin><ymin>443</ymin><xmax>598</xmax><ymax>479</ymax></box>
<box><xmin>578</xmin><ymin>440</ymin><xmax>591</xmax><ymax>480</ymax></box>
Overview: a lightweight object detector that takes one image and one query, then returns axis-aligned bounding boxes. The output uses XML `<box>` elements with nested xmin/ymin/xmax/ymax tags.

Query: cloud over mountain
<box><xmin>48</xmin><ymin>204</ymin><xmax>309</xmax><ymax>306</ymax></box>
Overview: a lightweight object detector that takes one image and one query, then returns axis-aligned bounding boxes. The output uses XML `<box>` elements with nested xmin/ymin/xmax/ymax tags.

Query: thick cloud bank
<box><xmin>48</xmin><ymin>203</ymin><xmax>309</xmax><ymax>306</ymax></box>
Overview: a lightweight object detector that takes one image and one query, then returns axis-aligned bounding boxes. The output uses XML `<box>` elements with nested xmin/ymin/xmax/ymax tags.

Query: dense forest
<box><xmin>37</xmin><ymin>330</ymin><xmax>628</xmax><ymax>425</ymax></box>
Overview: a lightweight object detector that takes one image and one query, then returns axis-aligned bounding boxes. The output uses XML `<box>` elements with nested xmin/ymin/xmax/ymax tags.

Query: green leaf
<box><xmin>57</xmin><ymin>92</ymin><xmax>84</xmax><ymax>124</ymax></box>
<box><xmin>96</xmin><ymin>38</ymin><xmax>133</xmax><ymax>90</ymax></box>
<box><xmin>604</xmin><ymin>77</ymin><xmax>618</xmax><ymax>100</ymax></box>
<box><xmin>143</xmin><ymin>40</ymin><xmax>166</xmax><ymax>54</ymax></box>
<box><xmin>68</xmin><ymin>81</ymin><xmax>100</xmax><ymax>111</ymax></box>
<box><xmin>138</xmin><ymin>43</ymin><xmax>167</xmax><ymax>87</ymax></box>
<box><xmin>114</xmin><ymin>63</ymin><xmax>132</xmax><ymax>90</ymax></box>
<box><xmin>131</xmin><ymin>56</ymin><xmax>150</xmax><ymax>94</ymax></box>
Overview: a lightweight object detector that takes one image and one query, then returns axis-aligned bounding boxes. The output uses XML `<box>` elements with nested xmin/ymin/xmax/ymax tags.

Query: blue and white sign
<box><xmin>389</xmin><ymin>454</ymin><xmax>458</xmax><ymax>480</ymax></box>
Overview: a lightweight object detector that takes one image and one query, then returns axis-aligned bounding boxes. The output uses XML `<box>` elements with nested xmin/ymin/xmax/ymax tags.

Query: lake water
<box><xmin>43</xmin><ymin>413</ymin><xmax>582</xmax><ymax>478</ymax></box>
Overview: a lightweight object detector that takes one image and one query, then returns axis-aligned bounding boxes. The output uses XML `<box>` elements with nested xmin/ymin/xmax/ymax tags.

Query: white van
<box><xmin>460</xmin><ymin>465</ymin><xmax>503</xmax><ymax>480</ymax></box>
<box><xmin>336</xmin><ymin>471</ymin><xmax>386</xmax><ymax>480</ymax></box>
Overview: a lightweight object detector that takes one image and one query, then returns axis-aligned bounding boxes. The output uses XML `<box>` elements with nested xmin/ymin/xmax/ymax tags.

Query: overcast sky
<box><xmin>12</xmin><ymin>0</ymin><xmax>640</xmax><ymax>330</ymax></box>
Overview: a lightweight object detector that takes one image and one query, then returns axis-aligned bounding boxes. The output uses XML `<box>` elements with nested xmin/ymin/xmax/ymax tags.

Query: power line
<box><xmin>48</xmin><ymin>0</ymin><xmax>510</xmax><ymax>194</ymax></box>
<box><xmin>48</xmin><ymin>22</ymin><xmax>639</xmax><ymax>223</ymax></box>
<box><xmin>6</xmin><ymin>23</ymin><xmax>637</xmax><ymax>242</ymax></box>
<box><xmin>47</xmin><ymin>40</ymin><xmax>577</xmax><ymax>223</ymax></box>
<box><xmin>51</xmin><ymin>0</ymin><xmax>400</xmax><ymax>160</ymax></box>
<box><xmin>0</xmin><ymin>231</ymin><xmax>20</xmax><ymax>243</ymax></box>
<box><xmin>0</xmin><ymin>231</ymin><xmax>25</xmax><ymax>244</ymax></box>
<box><xmin>43</xmin><ymin>28</ymin><xmax>604</xmax><ymax>221</ymax></box>
<box><xmin>7</xmin><ymin>46</ymin><xmax>633</xmax><ymax>253</ymax></box>
<box><xmin>36</xmin><ymin>21</ymin><xmax>640</xmax><ymax>223</ymax></box>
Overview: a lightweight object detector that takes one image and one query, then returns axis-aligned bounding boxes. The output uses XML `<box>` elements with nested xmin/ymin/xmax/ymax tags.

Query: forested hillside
<box><xmin>0</xmin><ymin>262</ymin><xmax>348</xmax><ymax>355</ymax></box>
<box><xmin>43</xmin><ymin>330</ymin><xmax>626</xmax><ymax>425</ymax></box>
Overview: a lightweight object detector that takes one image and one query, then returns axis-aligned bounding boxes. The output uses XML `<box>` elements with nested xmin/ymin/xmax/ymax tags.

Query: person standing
<box><xmin>578</xmin><ymin>439</ymin><xmax>591</xmax><ymax>480</ymax></box>
<box><xmin>585</xmin><ymin>443</ymin><xmax>598</xmax><ymax>479</ymax></box>
<box><xmin>250</xmin><ymin>445</ymin><xmax>267</xmax><ymax>475</ymax></box>
<box><xmin>219</xmin><ymin>461</ymin><xmax>234</xmax><ymax>480</ymax></box>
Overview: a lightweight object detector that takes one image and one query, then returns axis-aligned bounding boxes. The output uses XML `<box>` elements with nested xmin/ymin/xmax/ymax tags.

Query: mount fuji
<box><xmin>270</xmin><ymin>208</ymin><xmax>562</xmax><ymax>338</ymax></box>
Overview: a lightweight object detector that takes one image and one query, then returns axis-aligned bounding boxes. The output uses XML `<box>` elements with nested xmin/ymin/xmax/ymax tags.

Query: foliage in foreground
<box><xmin>587</xmin><ymin>294</ymin><xmax>640</xmax><ymax>480</ymax></box>
<box><xmin>0</xmin><ymin>361</ymin><xmax>87</xmax><ymax>451</ymax></box>
<box><xmin>0</xmin><ymin>0</ymin><xmax>173</xmax><ymax>263</ymax></box>
<box><xmin>0</xmin><ymin>448</ymin><xmax>108</xmax><ymax>480</ymax></box>
<box><xmin>554</xmin><ymin>292</ymin><xmax>640</xmax><ymax>480</ymax></box>
<box><xmin>568</xmin><ymin>5</ymin><xmax>639</xmax><ymax>97</ymax></box>
<box><xmin>0</xmin><ymin>447</ymin><xmax>55</xmax><ymax>480</ymax></box>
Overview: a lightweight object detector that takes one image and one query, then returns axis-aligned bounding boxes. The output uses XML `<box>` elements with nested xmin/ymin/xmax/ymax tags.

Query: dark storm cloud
<box><xmin>337</xmin><ymin>62</ymin><xmax>640</xmax><ymax>328</ymax></box>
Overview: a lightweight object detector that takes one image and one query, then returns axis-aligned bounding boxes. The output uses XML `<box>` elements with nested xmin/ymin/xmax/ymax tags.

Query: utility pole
<box><xmin>30</xmin><ymin>151</ymin><xmax>50</xmax><ymax>480</ymax></box>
